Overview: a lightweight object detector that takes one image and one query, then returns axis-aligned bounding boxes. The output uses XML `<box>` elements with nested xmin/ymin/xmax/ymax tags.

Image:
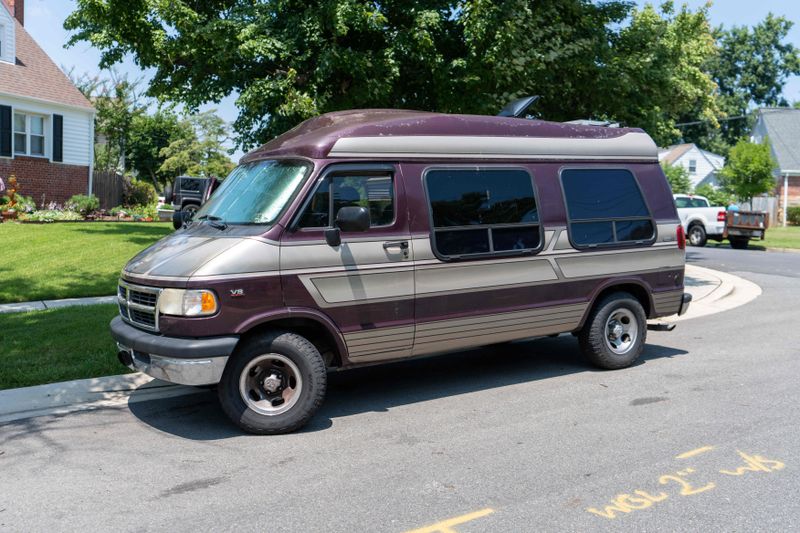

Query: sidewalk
<box><xmin>0</xmin><ymin>265</ymin><xmax>761</xmax><ymax>423</ymax></box>
<box><xmin>0</xmin><ymin>295</ymin><xmax>116</xmax><ymax>314</ymax></box>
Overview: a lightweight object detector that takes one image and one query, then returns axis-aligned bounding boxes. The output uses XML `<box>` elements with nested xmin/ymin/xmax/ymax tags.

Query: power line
<box><xmin>674</xmin><ymin>115</ymin><xmax>749</xmax><ymax>127</ymax></box>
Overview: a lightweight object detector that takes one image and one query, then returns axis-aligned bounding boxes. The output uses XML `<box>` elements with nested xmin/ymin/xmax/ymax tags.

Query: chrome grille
<box><xmin>118</xmin><ymin>281</ymin><xmax>161</xmax><ymax>332</ymax></box>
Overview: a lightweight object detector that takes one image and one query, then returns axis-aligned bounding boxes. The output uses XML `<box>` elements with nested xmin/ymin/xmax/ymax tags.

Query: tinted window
<box><xmin>180</xmin><ymin>178</ymin><xmax>203</xmax><ymax>192</ymax></box>
<box><xmin>562</xmin><ymin>169</ymin><xmax>654</xmax><ymax>247</ymax></box>
<box><xmin>562</xmin><ymin>169</ymin><xmax>648</xmax><ymax>220</ymax></box>
<box><xmin>689</xmin><ymin>198</ymin><xmax>707</xmax><ymax>208</ymax></box>
<box><xmin>425</xmin><ymin>169</ymin><xmax>540</xmax><ymax>258</ymax></box>
<box><xmin>674</xmin><ymin>197</ymin><xmax>690</xmax><ymax>209</ymax></box>
<box><xmin>298</xmin><ymin>174</ymin><xmax>394</xmax><ymax>229</ymax></box>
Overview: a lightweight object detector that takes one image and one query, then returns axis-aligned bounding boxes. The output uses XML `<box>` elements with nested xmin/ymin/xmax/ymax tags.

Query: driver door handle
<box><xmin>383</xmin><ymin>240</ymin><xmax>409</xmax><ymax>250</ymax></box>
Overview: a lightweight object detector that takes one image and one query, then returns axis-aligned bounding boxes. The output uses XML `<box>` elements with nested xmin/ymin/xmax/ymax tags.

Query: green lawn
<box><xmin>0</xmin><ymin>222</ymin><xmax>171</xmax><ymax>303</ymax></box>
<box><xmin>760</xmin><ymin>226</ymin><xmax>800</xmax><ymax>250</ymax></box>
<box><xmin>0</xmin><ymin>304</ymin><xmax>130</xmax><ymax>390</ymax></box>
<box><xmin>706</xmin><ymin>225</ymin><xmax>800</xmax><ymax>250</ymax></box>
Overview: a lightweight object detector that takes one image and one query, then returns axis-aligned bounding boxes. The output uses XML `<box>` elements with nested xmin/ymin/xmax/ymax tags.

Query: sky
<box><xmin>16</xmin><ymin>0</ymin><xmax>800</xmax><ymax>162</ymax></box>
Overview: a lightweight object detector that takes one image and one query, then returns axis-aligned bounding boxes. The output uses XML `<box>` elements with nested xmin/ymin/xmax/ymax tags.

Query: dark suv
<box><xmin>165</xmin><ymin>176</ymin><xmax>209</xmax><ymax>217</ymax></box>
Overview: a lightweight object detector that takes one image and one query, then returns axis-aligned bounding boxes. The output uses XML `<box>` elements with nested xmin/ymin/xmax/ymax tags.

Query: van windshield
<box><xmin>194</xmin><ymin>160</ymin><xmax>311</xmax><ymax>225</ymax></box>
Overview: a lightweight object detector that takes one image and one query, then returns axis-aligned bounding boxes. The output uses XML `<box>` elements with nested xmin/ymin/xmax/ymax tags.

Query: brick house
<box><xmin>0</xmin><ymin>0</ymin><xmax>95</xmax><ymax>206</ymax></box>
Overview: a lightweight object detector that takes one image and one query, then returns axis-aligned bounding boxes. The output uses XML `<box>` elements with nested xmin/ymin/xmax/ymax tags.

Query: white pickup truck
<box><xmin>674</xmin><ymin>194</ymin><xmax>767</xmax><ymax>249</ymax></box>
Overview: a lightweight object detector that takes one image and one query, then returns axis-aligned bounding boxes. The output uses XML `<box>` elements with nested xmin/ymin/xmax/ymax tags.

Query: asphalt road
<box><xmin>2</xmin><ymin>246</ymin><xmax>799</xmax><ymax>532</ymax></box>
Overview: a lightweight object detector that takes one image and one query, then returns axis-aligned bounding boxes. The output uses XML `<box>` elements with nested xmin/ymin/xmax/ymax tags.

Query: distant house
<box><xmin>658</xmin><ymin>143</ymin><xmax>724</xmax><ymax>189</ymax></box>
<box><xmin>0</xmin><ymin>0</ymin><xmax>95</xmax><ymax>206</ymax></box>
<box><xmin>751</xmin><ymin>108</ymin><xmax>800</xmax><ymax>221</ymax></box>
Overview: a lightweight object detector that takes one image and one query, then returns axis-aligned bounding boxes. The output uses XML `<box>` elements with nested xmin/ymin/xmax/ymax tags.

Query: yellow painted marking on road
<box><xmin>676</xmin><ymin>446</ymin><xmax>715</xmax><ymax>459</ymax></box>
<box><xmin>404</xmin><ymin>508</ymin><xmax>495</xmax><ymax>533</ymax></box>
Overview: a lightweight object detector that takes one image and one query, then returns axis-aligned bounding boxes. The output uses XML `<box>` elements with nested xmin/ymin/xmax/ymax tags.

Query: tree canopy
<box><xmin>718</xmin><ymin>139</ymin><xmax>777</xmax><ymax>204</ymax></box>
<box><xmin>661</xmin><ymin>162</ymin><xmax>692</xmax><ymax>194</ymax></box>
<box><xmin>66</xmin><ymin>0</ymin><xmax>723</xmax><ymax>150</ymax></box>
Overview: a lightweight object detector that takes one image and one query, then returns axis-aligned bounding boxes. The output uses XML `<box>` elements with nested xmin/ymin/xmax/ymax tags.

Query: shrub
<box><xmin>787</xmin><ymin>206</ymin><xmax>800</xmax><ymax>226</ymax></box>
<box><xmin>21</xmin><ymin>210</ymin><xmax>83</xmax><ymax>223</ymax></box>
<box><xmin>1</xmin><ymin>194</ymin><xmax>35</xmax><ymax>213</ymax></box>
<box><xmin>65</xmin><ymin>194</ymin><xmax>100</xmax><ymax>215</ymax></box>
<box><xmin>123</xmin><ymin>178</ymin><xmax>158</xmax><ymax>207</ymax></box>
<box><xmin>128</xmin><ymin>203</ymin><xmax>158</xmax><ymax>220</ymax></box>
<box><xmin>109</xmin><ymin>205</ymin><xmax>127</xmax><ymax>217</ymax></box>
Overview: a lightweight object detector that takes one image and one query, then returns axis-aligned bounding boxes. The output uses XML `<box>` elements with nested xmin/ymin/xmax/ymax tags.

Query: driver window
<box><xmin>297</xmin><ymin>174</ymin><xmax>394</xmax><ymax>229</ymax></box>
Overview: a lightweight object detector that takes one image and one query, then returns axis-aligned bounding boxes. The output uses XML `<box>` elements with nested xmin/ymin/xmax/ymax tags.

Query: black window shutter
<box><xmin>0</xmin><ymin>105</ymin><xmax>11</xmax><ymax>158</ymax></box>
<box><xmin>52</xmin><ymin>114</ymin><xmax>64</xmax><ymax>162</ymax></box>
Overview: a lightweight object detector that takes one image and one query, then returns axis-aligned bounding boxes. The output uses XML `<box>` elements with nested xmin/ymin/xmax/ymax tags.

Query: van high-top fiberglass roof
<box><xmin>242</xmin><ymin>109</ymin><xmax>658</xmax><ymax>163</ymax></box>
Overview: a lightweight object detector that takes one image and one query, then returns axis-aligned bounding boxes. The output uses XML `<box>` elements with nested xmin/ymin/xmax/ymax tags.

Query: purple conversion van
<box><xmin>112</xmin><ymin>109</ymin><xmax>691</xmax><ymax>434</ymax></box>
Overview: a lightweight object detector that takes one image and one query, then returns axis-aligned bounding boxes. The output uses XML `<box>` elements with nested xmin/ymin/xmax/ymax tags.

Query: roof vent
<box><xmin>497</xmin><ymin>96</ymin><xmax>540</xmax><ymax>118</ymax></box>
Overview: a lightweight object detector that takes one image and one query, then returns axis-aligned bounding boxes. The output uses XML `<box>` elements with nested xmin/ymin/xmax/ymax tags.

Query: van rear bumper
<box><xmin>110</xmin><ymin>316</ymin><xmax>238</xmax><ymax>386</ymax></box>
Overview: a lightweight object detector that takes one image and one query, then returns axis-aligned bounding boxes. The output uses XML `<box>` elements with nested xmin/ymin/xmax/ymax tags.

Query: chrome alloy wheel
<box><xmin>604</xmin><ymin>308</ymin><xmax>638</xmax><ymax>355</ymax></box>
<box><xmin>239</xmin><ymin>353</ymin><xmax>303</xmax><ymax>416</ymax></box>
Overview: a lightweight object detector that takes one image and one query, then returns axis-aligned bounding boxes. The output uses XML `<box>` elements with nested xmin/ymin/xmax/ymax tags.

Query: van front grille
<box><xmin>118</xmin><ymin>281</ymin><xmax>160</xmax><ymax>332</ymax></box>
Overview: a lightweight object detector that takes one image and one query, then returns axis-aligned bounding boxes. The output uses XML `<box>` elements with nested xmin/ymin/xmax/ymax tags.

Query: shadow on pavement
<box><xmin>127</xmin><ymin>335</ymin><xmax>688</xmax><ymax>441</ymax></box>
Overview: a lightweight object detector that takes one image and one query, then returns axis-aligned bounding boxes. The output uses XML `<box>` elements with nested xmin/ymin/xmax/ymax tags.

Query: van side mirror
<box><xmin>324</xmin><ymin>206</ymin><xmax>370</xmax><ymax>247</ymax></box>
<box><xmin>335</xmin><ymin>206</ymin><xmax>370</xmax><ymax>233</ymax></box>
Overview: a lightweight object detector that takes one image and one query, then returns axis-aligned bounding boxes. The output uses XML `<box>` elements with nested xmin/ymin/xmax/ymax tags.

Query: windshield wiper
<box><xmin>196</xmin><ymin>214</ymin><xmax>228</xmax><ymax>230</ymax></box>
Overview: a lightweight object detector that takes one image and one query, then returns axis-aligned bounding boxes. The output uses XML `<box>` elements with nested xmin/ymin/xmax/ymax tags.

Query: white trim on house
<box><xmin>0</xmin><ymin>93</ymin><xmax>94</xmax><ymax>167</ymax></box>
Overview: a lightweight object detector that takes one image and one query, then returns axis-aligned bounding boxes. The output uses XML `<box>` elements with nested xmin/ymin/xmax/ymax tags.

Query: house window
<box><xmin>13</xmin><ymin>113</ymin><xmax>46</xmax><ymax>157</ymax></box>
<box><xmin>561</xmin><ymin>168</ymin><xmax>654</xmax><ymax>247</ymax></box>
<box><xmin>688</xmin><ymin>159</ymin><xmax>697</xmax><ymax>174</ymax></box>
<box><xmin>424</xmin><ymin>168</ymin><xmax>541</xmax><ymax>259</ymax></box>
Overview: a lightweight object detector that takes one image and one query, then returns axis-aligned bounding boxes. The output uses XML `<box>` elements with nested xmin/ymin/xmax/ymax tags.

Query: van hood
<box><xmin>123</xmin><ymin>233</ymin><xmax>280</xmax><ymax>279</ymax></box>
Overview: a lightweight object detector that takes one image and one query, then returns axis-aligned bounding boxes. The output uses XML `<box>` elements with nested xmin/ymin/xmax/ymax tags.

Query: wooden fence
<box><xmin>93</xmin><ymin>171</ymin><xmax>124</xmax><ymax>210</ymax></box>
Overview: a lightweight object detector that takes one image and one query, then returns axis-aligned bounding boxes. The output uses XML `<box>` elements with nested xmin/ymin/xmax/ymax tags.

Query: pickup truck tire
<box><xmin>688</xmin><ymin>224</ymin><xmax>707</xmax><ymax>247</ymax></box>
<box><xmin>218</xmin><ymin>331</ymin><xmax>327</xmax><ymax>435</ymax></box>
<box><xmin>729</xmin><ymin>237</ymin><xmax>750</xmax><ymax>250</ymax></box>
<box><xmin>578</xmin><ymin>292</ymin><xmax>647</xmax><ymax>370</ymax></box>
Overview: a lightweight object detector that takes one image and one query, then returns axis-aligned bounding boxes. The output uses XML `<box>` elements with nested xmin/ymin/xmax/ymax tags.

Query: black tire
<box><xmin>171</xmin><ymin>210</ymin><xmax>185</xmax><ymax>230</ymax></box>
<box><xmin>687</xmin><ymin>224</ymin><xmax>707</xmax><ymax>247</ymax></box>
<box><xmin>218</xmin><ymin>331</ymin><xmax>327</xmax><ymax>435</ymax></box>
<box><xmin>729</xmin><ymin>237</ymin><xmax>750</xmax><ymax>249</ymax></box>
<box><xmin>181</xmin><ymin>203</ymin><xmax>199</xmax><ymax>217</ymax></box>
<box><xmin>578</xmin><ymin>292</ymin><xmax>647</xmax><ymax>370</ymax></box>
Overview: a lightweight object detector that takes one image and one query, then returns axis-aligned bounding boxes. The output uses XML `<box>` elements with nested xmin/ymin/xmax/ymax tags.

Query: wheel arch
<box><xmin>234</xmin><ymin>308</ymin><xmax>348</xmax><ymax>368</ymax></box>
<box><xmin>578</xmin><ymin>279</ymin><xmax>654</xmax><ymax>329</ymax></box>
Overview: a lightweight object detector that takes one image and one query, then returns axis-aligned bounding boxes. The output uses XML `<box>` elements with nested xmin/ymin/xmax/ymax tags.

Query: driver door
<box><xmin>280</xmin><ymin>164</ymin><xmax>415</xmax><ymax>362</ymax></box>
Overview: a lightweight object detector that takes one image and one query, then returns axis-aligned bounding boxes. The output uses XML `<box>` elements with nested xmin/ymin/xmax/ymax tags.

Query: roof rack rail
<box><xmin>564</xmin><ymin>119</ymin><xmax>620</xmax><ymax>128</ymax></box>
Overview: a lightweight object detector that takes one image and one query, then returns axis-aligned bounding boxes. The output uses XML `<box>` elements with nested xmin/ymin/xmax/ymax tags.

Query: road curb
<box><xmin>0</xmin><ymin>295</ymin><xmax>117</xmax><ymax>314</ymax></box>
<box><xmin>0</xmin><ymin>265</ymin><xmax>761</xmax><ymax>424</ymax></box>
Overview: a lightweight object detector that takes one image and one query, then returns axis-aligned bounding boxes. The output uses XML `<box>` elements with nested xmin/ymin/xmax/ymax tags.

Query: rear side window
<box><xmin>674</xmin><ymin>197</ymin><xmax>689</xmax><ymax>209</ymax></box>
<box><xmin>297</xmin><ymin>174</ymin><xmax>394</xmax><ymax>228</ymax></box>
<box><xmin>561</xmin><ymin>169</ymin><xmax>654</xmax><ymax>247</ymax></box>
<box><xmin>425</xmin><ymin>168</ymin><xmax>541</xmax><ymax>259</ymax></box>
<box><xmin>180</xmin><ymin>178</ymin><xmax>203</xmax><ymax>192</ymax></box>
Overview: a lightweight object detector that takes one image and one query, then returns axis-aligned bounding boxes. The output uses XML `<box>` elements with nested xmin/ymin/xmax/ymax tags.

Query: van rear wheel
<box><xmin>578</xmin><ymin>292</ymin><xmax>647</xmax><ymax>370</ymax></box>
<box><xmin>218</xmin><ymin>331</ymin><xmax>327</xmax><ymax>434</ymax></box>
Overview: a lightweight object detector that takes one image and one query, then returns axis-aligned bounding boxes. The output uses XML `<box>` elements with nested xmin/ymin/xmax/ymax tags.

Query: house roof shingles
<box><xmin>757</xmin><ymin>108</ymin><xmax>800</xmax><ymax>173</ymax></box>
<box><xmin>659</xmin><ymin>143</ymin><xmax>693</xmax><ymax>165</ymax></box>
<box><xmin>0</xmin><ymin>16</ymin><xmax>94</xmax><ymax>110</ymax></box>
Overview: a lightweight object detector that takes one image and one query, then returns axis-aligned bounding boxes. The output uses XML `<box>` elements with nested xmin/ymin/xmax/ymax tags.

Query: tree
<box><xmin>718</xmin><ymin>139</ymin><xmax>776</xmax><ymax>205</ymax></box>
<box><xmin>160</xmin><ymin>111</ymin><xmax>235</xmax><ymax>178</ymax></box>
<box><xmin>65</xmin><ymin>0</ymin><xmax>718</xmax><ymax>149</ymax></box>
<box><xmin>694</xmin><ymin>183</ymin><xmax>735</xmax><ymax>208</ymax></box>
<box><xmin>681</xmin><ymin>14</ymin><xmax>800</xmax><ymax>155</ymax></box>
<box><xmin>661</xmin><ymin>162</ymin><xmax>692</xmax><ymax>194</ymax></box>
<box><xmin>127</xmin><ymin>110</ymin><xmax>192</xmax><ymax>189</ymax></box>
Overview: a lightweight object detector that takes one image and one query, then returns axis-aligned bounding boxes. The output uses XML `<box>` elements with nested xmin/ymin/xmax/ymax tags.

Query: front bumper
<box><xmin>678</xmin><ymin>293</ymin><xmax>692</xmax><ymax>316</ymax></box>
<box><xmin>110</xmin><ymin>316</ymin><xmax>238</xmax><ymax>386</ymax></box>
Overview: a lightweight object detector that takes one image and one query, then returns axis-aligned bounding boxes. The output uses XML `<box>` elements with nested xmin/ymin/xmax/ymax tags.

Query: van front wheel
<box><xmin>218</xmin><ymin>331</ymin><xmax>327</xmax><ymax>434</ymax></box>
<box><xmin>578</xmin><ymin>293</ymin><xmax>647</xmax><ymax>370</ymax></box>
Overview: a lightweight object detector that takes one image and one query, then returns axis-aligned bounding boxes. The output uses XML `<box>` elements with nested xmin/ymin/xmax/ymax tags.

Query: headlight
<box><xmin>160</xmin><ymin>289</ymin><xmax>218</xmax><ymax>316</ymax></box>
